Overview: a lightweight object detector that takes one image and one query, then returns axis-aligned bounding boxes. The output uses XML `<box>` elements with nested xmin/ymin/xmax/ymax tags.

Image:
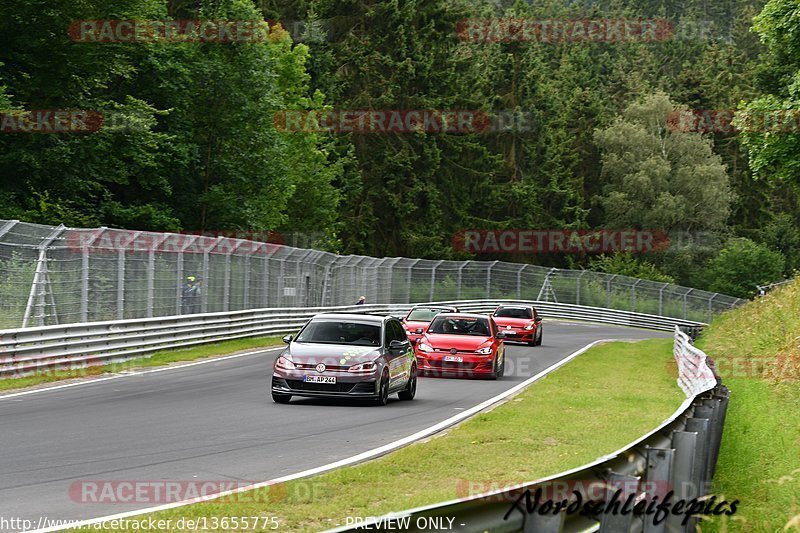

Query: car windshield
<box><xmin>494</xmin><ymin>307</ymin><xmax>532</xmax><ymax>319</ymax></box>
<box><xmin>406</xmin><ymin>308</ymin><xmax>450</xmax><ymax>321</ymax></box>
<box><xmin>295</xmin><ymin>320</ymin><xmax>382</xmax><ymax>346</ymax></box>
<box><xmin>428</xmin><ymin>316</ymin><xmax>491</xmax><ymax>336</ymax></box>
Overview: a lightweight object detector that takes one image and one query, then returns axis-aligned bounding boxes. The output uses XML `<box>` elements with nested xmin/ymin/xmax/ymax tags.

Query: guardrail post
<box><xmin>643</xmin><ymin>447</ymin><xmax>674</xmax><ymax>533</ymax></box>
<box><xmin>700</xmin><ymin>398</ymin><xmax>724</xmax><ymax>479</ymax></box>
<box><xmin>667</xmin><ymin>431</ymin><xmax>698</xmax><ymax>532</ymax></box>
<box><xmin>685</xmin><ymin>417</ymin><xmax>711</xmax><ymax>493</ymax></box>
<box><xmin>599</xmin><ymin>472</ymin><xmax>639</xmax><ymax>532</ymax></box>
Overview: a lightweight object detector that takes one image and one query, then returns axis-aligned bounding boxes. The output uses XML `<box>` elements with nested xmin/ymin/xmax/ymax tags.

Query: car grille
<box><xmin>433</xmin><ymin>348</ymin><xmax>475</xmax><ymax>354</ymax></box>
<box><xmin>285</xmin><ymin>379</ymin><xmax>357</xmax><ymax>393</ymax></box>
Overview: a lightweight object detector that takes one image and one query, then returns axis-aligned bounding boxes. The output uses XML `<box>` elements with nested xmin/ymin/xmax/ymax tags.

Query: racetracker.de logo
<box><xmin>456</xmin><ymin>18</ymin><xmax>673</xmax><ymax>43</ymax></box>
<box><xmin>273</xmin><ymin>110</ymin><xmax>534</xmax><ymax>134</ymax></box>
<box><xmin>452</xmin><ymin>230</ymin><xmax>670</xmax><ymax>254</ymax></box>
<box><xmin>667</xmin><ymin>109</ymin><xmax>800</xmax><ymax>134</ymax></box>
<box><xmin>0</xmin><ymin>110</ymin><xmax>103</xmax><ymax>133</ymax></box>
<box><xmin>68</xmin><ymin>20</ymin><xmax>271</xmax><ymax>43</ymax></box>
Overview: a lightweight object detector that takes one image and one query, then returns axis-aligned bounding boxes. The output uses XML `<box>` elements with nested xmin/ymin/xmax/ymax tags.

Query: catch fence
<box><xmin>0</xmin><ymin>220</ymin><xmax>743</xmax><ymax>328</ymax></box>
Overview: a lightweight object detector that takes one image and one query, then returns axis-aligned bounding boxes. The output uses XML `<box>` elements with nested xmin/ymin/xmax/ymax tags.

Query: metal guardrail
<box><xmin>0</xmin><ymin>300</ymin><xmax>705</xmax><ymax>378</ymax></box>
<box><xmin>327</xmin><ymin>327</ymin><xmax>728</xmax><ymax>533</ymax></box>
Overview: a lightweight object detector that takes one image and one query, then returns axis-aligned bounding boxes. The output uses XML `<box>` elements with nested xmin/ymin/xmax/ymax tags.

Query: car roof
<box><xmin>408</xmin><ymin>305</ymin><xmax>459</xmax><ymax>311</ymax></box>
<box><xmin>495</xmin><ymin>304</ymin><xmax>532</xmax><ymax>308</ymax></box>
<box><xmin>431</xmin><ymin>312</ymin><xmax>490</xmax><ymax>320</ymax></box>
<box><xmin>311</xmin><ymin>313</ymin><xmax>387</xmax><ymax>324</ymax></box>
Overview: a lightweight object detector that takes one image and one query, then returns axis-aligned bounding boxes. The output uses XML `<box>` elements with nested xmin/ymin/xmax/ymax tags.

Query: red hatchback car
<box><xmin>490</xmin><ymin>304</ymin><xmax>542</xmax><ymax>346</ymax></box>
<box><xmin>401</xmin><ymin>305</ymin><xmax>459</xmax><ymax>345</ymax></box>
<box><xmin>414</xmin><ymin>313</ymin><xmax>506</xmax><ymax>379</ymax></box>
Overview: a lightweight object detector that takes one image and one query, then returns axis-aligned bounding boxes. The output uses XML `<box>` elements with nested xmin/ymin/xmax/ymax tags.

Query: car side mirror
<box><xmin>415</xmin><ymin>328</ymin><xmax>423</xmax><ymax>334</ymax></box>
<box><xmin>389</xmin><ymin>339</ymin><xmax>408</xmax><ymax>349</ymax></box>
<box><xmin>282</xmin><ymin>334</ymin><xmax>293</xmax><ymax>344</ymax></box>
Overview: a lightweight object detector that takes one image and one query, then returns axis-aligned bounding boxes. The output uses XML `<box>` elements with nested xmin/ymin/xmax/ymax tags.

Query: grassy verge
<box><xmin>0</xmin><ymin>336</ymin><xmax>283</xmax><ymax>393</ymax></box>
<box><xmin>80</xmin><ymin>338</ymin><xmax>686</xmax><ymax>532</ymax></box>
<box><xmin>695</xmin><ymin>281</ymin><xmax>800</xmax><ymax>532</ymax></box>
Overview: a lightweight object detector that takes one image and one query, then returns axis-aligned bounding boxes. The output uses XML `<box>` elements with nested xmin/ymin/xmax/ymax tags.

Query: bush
<box><xmin>704</xmin><ymin>238</ymin><xmax>785</xmax><ymax>299</ymax></box>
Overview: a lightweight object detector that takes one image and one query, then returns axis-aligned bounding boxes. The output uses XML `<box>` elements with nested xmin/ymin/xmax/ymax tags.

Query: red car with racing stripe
<box><xmin>490</xmin><ymin>304</ymin><xmax>542</xmax><ymax>346</ymax></box>
<box><xmin>414</xmin><ymin>313</ymin><xmax>506</xmax><ymax>379</ymax></box>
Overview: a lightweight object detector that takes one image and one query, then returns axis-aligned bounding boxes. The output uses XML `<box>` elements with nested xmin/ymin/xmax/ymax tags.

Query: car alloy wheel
<box><xmin>376</xmin><ymin>369</ymin><xmax>390</xmax><ymax>406</ymax></box>
<box><xmin>398</xmin><ymin>365</ymin><xmax>417</xmax><ymax>400</ymax></box>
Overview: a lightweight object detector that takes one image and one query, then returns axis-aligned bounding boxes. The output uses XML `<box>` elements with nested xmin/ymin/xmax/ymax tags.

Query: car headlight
<box><xmin>275</xmin><ymin>355</ymin><xmax>296</xmax><ymax>370</ymax></box>
<box><xmin>348</xmin><ymin>361</ymin><xmax>377</xmax><ymax>373</ymax></box>
<box><xmin>524</xmin><ymin>323</ymin><xmax>535</xmax><ymax>330</ymax></box>
<box><xmin>476</xmin><ymin>346</ymin><xmax>493</xmax><ymax>355</ymax></box>
<box><xmin>417</xmin><ymin>342</ymin><xmax>433</xmax><ymax>353</ymax></box>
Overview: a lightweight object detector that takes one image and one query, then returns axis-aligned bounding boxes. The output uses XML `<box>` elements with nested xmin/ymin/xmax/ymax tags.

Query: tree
<box><xmin>593</xmin><ymin>92</ymin><xmax>734</xmax><ymax>233</ymax></box>
<box><xmin>705</xmin><ymin>237</ymin><xmax>785</xmax><ymax>298</ymax></box>
<box><xmin>588</xmin><ymin>253</ymin><xmax>675</xmax><ymax>283</ymax></box>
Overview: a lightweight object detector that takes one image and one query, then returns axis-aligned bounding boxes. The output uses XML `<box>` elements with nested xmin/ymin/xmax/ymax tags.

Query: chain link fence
<box><xmin>0</xmin><ymin>219</ymin><xmax>743</xmax><ymax>329</ymax></box>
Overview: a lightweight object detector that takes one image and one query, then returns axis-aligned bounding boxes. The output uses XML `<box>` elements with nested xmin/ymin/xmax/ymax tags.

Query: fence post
<box><xmin>576</xmin><ymin>270</ymin><xmax>586</xmax><ymax>305</ymax></box>
<box><xmin>430</xmin><ymin>260</ymin><xmax>443</xmax><ymax>302</ymax></box>
<box><xmin>457</xmin><ymin>262</ymin><xmax>466</xmax><ymax>300</ymax></box>
<box><xmin>486</xmin><ymin>260</ymin><xmax>498</xmax><ymax>298</ymax></box>
<box><xmin>516</xmin><ymin>264</ymin><xmax>527</xmax><ymax>299</ymax></box>
<box><xmin>202</xmin><ymin>248</ymin><xmax>210</xmax><ymax>313</ymax></box>
<box><xmin>683</xmin><ymin>288</ymin><xmax>693</xmax><ymax>321</ymax></box>
<box><xmin>118</xmin><ymin>249</ymin><xmax>126</xmax><ymax>320</ymax></box>
<box><xmin>606</xmin><ymin>274</ymin><xmax>617</xmax><ymax>309</ymax></box>
<box><xmin>80</xmin><ymin>227</ymin><xmax>105</xmax><ymax>323</ymax></box>
<box><xmin>146</xmin><ymin>233</ymin><xmax>168</xmax><ymax>318</ymax></box>
<box><xmin>707</xmin><ymin>293</ymin><xmax>716</xmax><ymax>322</ymax></box>
<box><xmin>631</xmin><ymin>279</ymin><xmax>641</xmax><ymax>312</ymax></box>
<box><xmin>659</xmin><ymin>282</ymin><xmax>667</xmax><ymax>317</ymax></box>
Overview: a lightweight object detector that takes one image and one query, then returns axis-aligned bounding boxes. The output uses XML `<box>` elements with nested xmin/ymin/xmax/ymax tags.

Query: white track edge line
<box><xmin>28</xmin><ymin>338</ymin><xmax>610</xmax><ymax>533</ymax></box>
<box><xmin>0</xmin><ymin>347</ymin><xmax>283</xmax><ymax>400</ymax></box>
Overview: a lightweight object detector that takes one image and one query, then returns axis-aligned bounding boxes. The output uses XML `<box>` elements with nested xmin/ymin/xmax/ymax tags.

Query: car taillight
<box><xmin>275</xmin><ymin>356</ymin><xmax>296</xmax><ymax>370</ymax></box>
<box><xmin>348</xmin><ymin>361</ymin><xmax>377</xmax><ymax>373</ymax></box>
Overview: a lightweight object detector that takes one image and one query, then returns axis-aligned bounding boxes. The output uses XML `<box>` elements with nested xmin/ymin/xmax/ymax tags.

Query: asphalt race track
<box><xmin>0</xmin><ymin>321</ymin><xmax>669</xmax><ymax>529</ymax></box>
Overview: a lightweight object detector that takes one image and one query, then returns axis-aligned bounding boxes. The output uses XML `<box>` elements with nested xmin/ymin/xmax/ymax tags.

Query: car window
<box><xmin>494</xmin><ymin>307</ymin><xmax>532</xmax><ymax>319</ymax></box>
<box><xmin>428</xmin><ymin>316</ymin><xmax>491</xmax><ymax>336</ymax></box>
<box><xmin>390</xmin><ymin>320</ymin><xmax>406</xmax><ymax>342</ymax></box>
<box><xmin>296</xmin><ymin>320</ymin><xmax>381</xmax><ymax>346</ymax></box>
<box><xmin>406</xmin><ymin>307</ymin><xmax>448</xmax><ymax>321</ymax></box>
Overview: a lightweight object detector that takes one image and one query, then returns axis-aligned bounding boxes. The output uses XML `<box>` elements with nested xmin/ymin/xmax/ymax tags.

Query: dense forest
<box><xmin>1</xmin><ymin>0</ymin><xmax>798</xmax><ymax>297</ymax></box>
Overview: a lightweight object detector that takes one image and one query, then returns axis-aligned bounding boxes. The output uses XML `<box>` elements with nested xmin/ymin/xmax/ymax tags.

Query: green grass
<box><xmin>89</xmin><ymin>338</ymin><xmax>685</xmax><ymax>533</ymax></box>
<box><xmin>0</xmin><ymin>336</ymin><xmax>283</xmax><ymax>393</ymax></box>
<box><xmin>695</xmin><ymin>281</ymin><xmax>800</xmax><ymax>532</ymax></box>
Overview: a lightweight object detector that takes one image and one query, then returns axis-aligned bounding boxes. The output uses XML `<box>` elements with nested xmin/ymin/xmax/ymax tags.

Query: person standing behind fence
<box><xmin>182</xmin><ymin>276</ymin><xmax>202</xmax><ymax>314</ymax></box>
<box><xmin>356</xmin><ymin>295</ymin><xmax>365</xmax><ymax>305</ymax></box>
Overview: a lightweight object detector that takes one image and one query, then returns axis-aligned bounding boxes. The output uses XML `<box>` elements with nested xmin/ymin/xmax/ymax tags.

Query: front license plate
<box><xmin>303</xmin><ymin>375</ymin><xmax>336</xmax><ymax>384</ymax></box>
<box><xmin>504</xmin><ymin>330</ymin><xmax>516</xmax><ymax>335</ymax></box>
<box><xmin>443</xmin><ymin>355</ymin><xmax>463</xmax><ymax>362</ymax></box>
